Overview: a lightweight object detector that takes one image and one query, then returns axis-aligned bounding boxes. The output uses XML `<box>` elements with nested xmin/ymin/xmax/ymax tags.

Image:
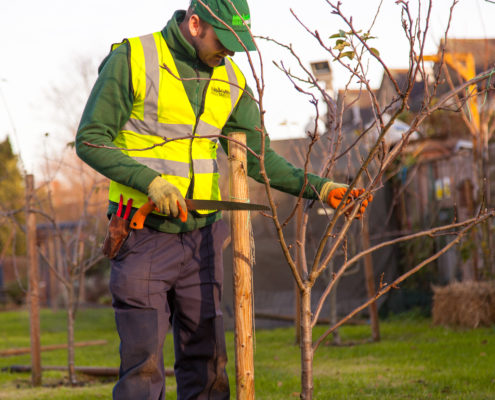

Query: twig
<box><xmin>83</xmin><ymin>134</ymin><xmax>261</xmax><ymax>159</ymax></box>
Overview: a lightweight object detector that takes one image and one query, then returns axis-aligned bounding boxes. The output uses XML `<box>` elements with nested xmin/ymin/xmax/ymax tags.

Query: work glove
<box><xmin>320</xmin><ymin>181</ymin><xmax>373</xmax><ymax>219</ymax></box>
<box><xmin>147</xmin><ymin>176</ymin><xmax>187</xmax><ymax>219</ymax></box>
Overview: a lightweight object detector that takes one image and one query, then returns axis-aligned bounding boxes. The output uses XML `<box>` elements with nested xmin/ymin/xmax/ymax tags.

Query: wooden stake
<box><xmin>228</xmin><ymin>132</ymin><xmax>255</xmax><ymax>400</ymax></box>
<box><xmin>361</xmin><ymin>214</ymin><xmax>380</xmax><ymax>342</ymax></box>
<box><xmin>0</xmin><ymin>340</ymin><xmax>108</xmax><ymax>357</ymax></box>
<box><xmin>26</xmin><ymin>174</ymin><xmax>42</xmax><ymax>386</ymax></box>
<box><xmin>4</xmin><ymin>365</ymin><xmax>175</xmax><ymax>377</ymax></box>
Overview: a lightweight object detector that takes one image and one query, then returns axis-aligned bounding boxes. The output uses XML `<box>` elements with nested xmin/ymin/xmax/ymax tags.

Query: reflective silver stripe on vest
<box><xmin>124</xmin><ymin>36</ymin><xmax>240</xmax><ymax>146</ymax></box>
<box><xmin>122</xmin><ymin>118</ymin><xmax>193</xmax><ymax>139</ymax></box>
<box><xmin>142</xmin><ymin>34</ymin><xmax>159</xmax><ymax>124</ymax></box>
<box><xmin>225</xmin><ymin>58</ymin><xmax>240</xmax><ymax>110</ymax></box>
<box><xmin>134</xmin><ymin>157</ymin><xmax>190</xmax><ymax>178</ymax></box>
<box><xmin>122</xmin><ymin>34</ymin><xmax>197</xmax><ymax>139</ymax></box>
<box><xmin>134</xmin><ymin>157</ymin><xmax>218</xmax><ymax>176</ymax></box>
<box><xmin>195</xmin><ymin>120</ymin><xmax>221</xmax><ymax>141</ymax></box>
<box><xmin>194</xmin><ymin>158</ymin><xmax>218</xmax><ymax>174</ymax></box>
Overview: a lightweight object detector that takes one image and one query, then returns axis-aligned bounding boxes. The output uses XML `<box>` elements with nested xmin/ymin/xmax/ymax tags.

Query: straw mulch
<box><xmin>432</xmin><ymin>281</ymin><xmax>495</xmax><ymax>328</ymax></box>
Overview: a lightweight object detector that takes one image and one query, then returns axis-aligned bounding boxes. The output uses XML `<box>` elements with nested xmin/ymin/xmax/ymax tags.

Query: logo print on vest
<box><xmin>211</xmin><ymin>86</ymin><xmax>230</xmax><ymax>97</ymax></box>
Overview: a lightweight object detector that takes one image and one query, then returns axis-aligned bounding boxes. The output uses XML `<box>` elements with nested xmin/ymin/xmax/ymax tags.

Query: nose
<box><xmin>219</xmin><ymin>41</ymin><xmax>235</xmax><ymax>57</ymax></box>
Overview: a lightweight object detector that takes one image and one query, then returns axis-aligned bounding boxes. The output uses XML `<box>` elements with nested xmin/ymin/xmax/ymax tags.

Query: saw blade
<box><xmin>185</xmin><ymin>199</ymin><xmax>269</xmax><ymax>211</ymax></box>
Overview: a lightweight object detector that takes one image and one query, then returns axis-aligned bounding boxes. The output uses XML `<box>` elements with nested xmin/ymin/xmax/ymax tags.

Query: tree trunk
<box><xmin>461</xmin><ymin>179</ymin><xmax>478</xmax><ymax>281</ymax></box>
<box><xmin>47</xmin><ymin>235</ymin><xmax>59</xmax><ymax>311</ymax></box>
<box><xmin>480</xmin><ymin>125</ymin><xmax>494</xmax><ymax>276</ymax></box>
<box><xmin>294</xmin><ymin>204</ymin><xmax>304</xmax><ymax>345</ymax></box>
<box><xmin>66</xmin><ymin>285</ymin><xmax>77</xmax><ymax>385</ymax></box>
<box><xmin>26</xmin><ymin>174</ymin><xmax>42</xmax><ymax>386</ymax></box>
<box><xmin>361</xmin><ymin>215</ymin><xmax>380</xmax><ymax>342</ymax></box>
<box><xmin>473</xmin><ymin>135</ymin><xmax>493</xmax><ymax>279</ymax></box>
<box><xmin>300</xmin><ymin>287</ymin><xmax>313</xmax><ymax>400</ymax></box>
<box><xmin>77</xmin><ymin>242</ymin><xmax>86</xmax><ymax>306</ymax></box>
<box><xmin>479</xmin><ymin>147</ymin><xmax>494</xmax><ymax>278</ymax></box>
<box><xmin>294</xmin><ymin>280</ymin><xmax>302</xmax><ymax>345</ymax></box>
<box><xmin>55</xmin><ymin>236</ymin><xmax>67</xmax><ymax>306</ymax></box>
<box><xmin>328</xmin><ymin>261</ymin><xmax>341</xmax><ymax>345</ymax></box>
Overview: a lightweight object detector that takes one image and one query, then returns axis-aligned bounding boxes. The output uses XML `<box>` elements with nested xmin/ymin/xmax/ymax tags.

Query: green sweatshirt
<box><xmin>76</xmin><ymin>10</ymin><xmax>329</xmax><ymax>233</ymax></box>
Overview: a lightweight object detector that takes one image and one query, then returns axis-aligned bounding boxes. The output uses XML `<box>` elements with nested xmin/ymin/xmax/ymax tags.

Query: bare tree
<box><xmin>20</xmin><ymin>55</ymin><xmax>108</xmax><ymax>385</ymax></box>
<box><xmin>30</xmin><ymin>161</ymin><xmax>108</xmax><ymax>385</ymax></box>
<box><xmin>1</xmin><ymin>155</ymin><xmax>107</xmax><ymax>386</ymax></box>
<box><xmin>248</xmin><ymin>1</ymin><xmax>495</xmax><ymax>398</ymax></box>
<box><xmin>83</xmin><ymin>0</ymin><xmax>495</xmax><ymax>398</ymax></box>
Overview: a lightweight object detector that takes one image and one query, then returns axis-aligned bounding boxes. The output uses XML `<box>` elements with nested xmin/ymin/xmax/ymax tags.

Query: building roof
<box><xmin>442</xmin><ymin>38</ymin><xmax>495</xmax><ymax>72</ymax></box>
<box><xmin>377</xmin><ymin>68</ymin><xmax>427</xmax><ymax>113</ymax></box>
<box><xmin>337</xmin><ymin>89</ymin><xmax>378</xmax><ymax>127</ymax></box>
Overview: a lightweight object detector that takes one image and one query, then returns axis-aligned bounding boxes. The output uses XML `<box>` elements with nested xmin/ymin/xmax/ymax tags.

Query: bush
<box><xmin>3</xmin><ymin>279</ymin><xmax>27</xmax><ymax>305</ymax></box>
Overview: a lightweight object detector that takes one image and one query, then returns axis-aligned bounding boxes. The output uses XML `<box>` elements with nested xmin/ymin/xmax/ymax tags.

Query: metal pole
<box><xmin>228</xmin><ymin>132</ymin><xmax>255</xmax><ymax>399</ymax></box>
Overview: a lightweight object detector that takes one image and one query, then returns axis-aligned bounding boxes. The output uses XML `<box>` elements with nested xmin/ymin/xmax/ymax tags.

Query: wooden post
<box><xmin>228</xmin><ymin>132</ymin><xmax>255</xmax><ymax>400</ymax></box>
<box><xmin>361</xmin><ymin>214</ymin><xmax>380</xmax><ymax>342</ymax></box>
<box><xmin>328</xmin><ymin>260</ymin><xmax>341</xmax><ymax>345</ymax></box>
<box><xmin>26</xmin><ymin>174</ymin><xmax>42</xmax><ymax>386</ymax></box>
<box><xmin>463</xmin><ymin>179</ymin><xmax>478</xmax><ymax>280</ymax></box>
<box><xmin>0</xmin><ymin>340</ymin><xmax>108</xmax><ymax>356</ymax></box>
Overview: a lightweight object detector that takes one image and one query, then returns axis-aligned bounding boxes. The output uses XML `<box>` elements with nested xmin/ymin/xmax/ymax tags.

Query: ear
<box><xmin>189</xmin><ymin>14</ymin><xmax>201</xmax><ymax>37</ymax></box>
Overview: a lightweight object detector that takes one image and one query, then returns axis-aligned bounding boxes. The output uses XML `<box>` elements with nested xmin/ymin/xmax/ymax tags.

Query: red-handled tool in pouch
<box><xmin>101</xmin><ymin>194</ymin><xmax>134</xmax><ymax>259</ymax></box>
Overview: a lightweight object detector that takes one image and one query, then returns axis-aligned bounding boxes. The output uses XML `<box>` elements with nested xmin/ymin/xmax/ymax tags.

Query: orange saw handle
<box><xmin>130</xmin><ymin>198</ymin><xmax>187</xmax><ymax>229</ymax></box>
<box><xmin>130</xmin><ymin>199</ymin><xmax>156</xmax><ymax>229</ymax></box>
<box><xmin>178</xmin><ymin>201</ymin><xmax>188</xmax><ymax>223</ymax></box>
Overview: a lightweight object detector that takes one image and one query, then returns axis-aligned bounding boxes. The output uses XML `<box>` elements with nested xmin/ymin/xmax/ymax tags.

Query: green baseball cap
<box><xmin>190</xmin><ymin>0</ymin><xmax>256</xmax><ymax>52</ymax></box>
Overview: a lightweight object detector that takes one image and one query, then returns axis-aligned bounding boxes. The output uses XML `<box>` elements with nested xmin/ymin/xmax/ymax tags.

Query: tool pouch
<box><xmin>102</xmin><ymin>214</ymin><xmax>131</xmax><ymax>259</ymax></box>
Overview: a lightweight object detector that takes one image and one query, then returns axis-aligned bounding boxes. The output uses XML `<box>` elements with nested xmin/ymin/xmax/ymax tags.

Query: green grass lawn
<box><xmin>0</xmin><ymin>307</ymin><xmax>494</xmax><ymax>399</ymax></box>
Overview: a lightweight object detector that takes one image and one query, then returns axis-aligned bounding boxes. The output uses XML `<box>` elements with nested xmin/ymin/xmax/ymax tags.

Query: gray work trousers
<box><xmin>109</xmin><ymin>220</ymin><xmax>230</xmax><ymax>400</ymax></box>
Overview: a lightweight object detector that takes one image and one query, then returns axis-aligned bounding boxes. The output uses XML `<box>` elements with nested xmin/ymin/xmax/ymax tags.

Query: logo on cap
<box><xmin>232</xmin><ymin>14</ymin><xmax>250</xmax><ymax>26</ymax></box>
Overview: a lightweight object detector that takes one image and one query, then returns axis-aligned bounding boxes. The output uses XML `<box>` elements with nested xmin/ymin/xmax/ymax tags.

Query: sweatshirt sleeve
<box><xmin>220</xmin><ymin>85</ymin><xmax>329</xmax><ymax>199</ymax></box>
<box><xmin>75</xmin><ymin>44</ymin><xmax>160</xmax><ymax>195</ymax></box>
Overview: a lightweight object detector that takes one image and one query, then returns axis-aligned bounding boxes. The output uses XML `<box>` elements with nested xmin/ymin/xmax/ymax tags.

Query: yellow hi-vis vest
<box><xmin>108</xmin><ymin>32</ymin><xmax>246</xmax><ymax>215</ymax></box>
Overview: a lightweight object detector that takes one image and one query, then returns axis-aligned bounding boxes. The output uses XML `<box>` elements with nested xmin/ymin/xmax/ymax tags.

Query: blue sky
<box><xmin>1</xmin><ymin>0</ymin><xmax>495</xmax><ymax>175</ymax></box>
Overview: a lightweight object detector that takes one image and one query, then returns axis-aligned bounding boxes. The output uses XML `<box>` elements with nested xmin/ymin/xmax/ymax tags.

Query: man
<box><xmin>76</xmin><ymin>0</ymin><xmax>370</xmax><ymax>399</ymax></box>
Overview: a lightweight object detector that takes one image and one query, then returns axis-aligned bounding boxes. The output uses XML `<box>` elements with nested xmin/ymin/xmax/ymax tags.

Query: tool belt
<box><xmin>102</xmin><ymin>194</ymin><xmax>270</xmax><ymax>258</ymax></box>
<box><xmin>102</xmin><ymin>195</ymin><xmax>132</xmax><ymax>259</ymax></box>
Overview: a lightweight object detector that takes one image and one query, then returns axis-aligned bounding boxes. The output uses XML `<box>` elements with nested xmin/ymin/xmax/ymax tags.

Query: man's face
<box><xmin>192</xmin><ymin>21</ymin><xmax>235</xmax><ymax>67</ymax></box>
